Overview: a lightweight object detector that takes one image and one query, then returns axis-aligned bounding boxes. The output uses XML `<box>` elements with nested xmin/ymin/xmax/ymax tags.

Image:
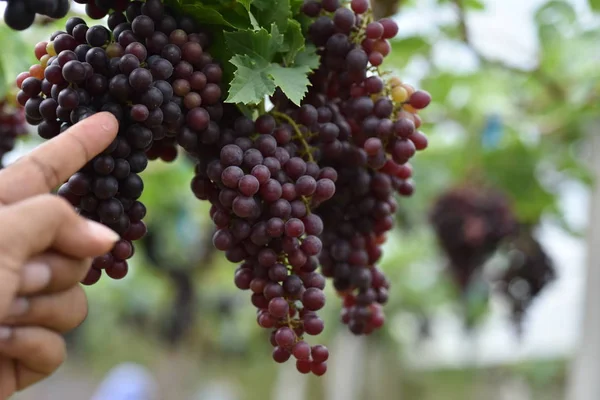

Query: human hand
<box><xmin>0</xmin><ymin>113</ymin><xmax>120</xmax><ymax>399</ymax></box>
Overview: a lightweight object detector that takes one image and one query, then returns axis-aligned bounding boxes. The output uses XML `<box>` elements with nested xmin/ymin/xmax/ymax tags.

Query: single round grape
<box><xmin>20</xmin><ymin>78</ymin><xmax>42</xmax><ymax>97</ymax></box>
<box><xmin>127</xmin><ymin>151</ymin><xmax>149</xmax><ymax>173</ymax></box>
<box><xmin>172</xmin><ymin>79</ymin><xmax>191</xmax><ymax>97</ymax></box>
<box><xmin>333</xmin><ymin>7</ymin><xmax>355</xmax><ymax>33</ymax></box>
<box><xmin>322</xmin><ymin>0</ymin><xmax>340</xmax><ymax>12</ymax></box>
<box><xmin>125</xmin><ymin>42</ymin><xmax>148</xmax><ymax>62</ymax></box>
<box><xmin>86</xmin><ymin>25</ymin><xmax>110</xmax><ymax>47</ymax></box>
<box><xmin>93</xmin><ymin>155</ymin><xmax>115</xmax><ymax>175</ymax></box>
<box><xmin>142</xmin><ymin>0</ymin><xmax>165</xmax><ymax>20</ymax></box>
<box><xmin>189</xmin><ymin>71</ymin><xmax>207</xmax><ymax>91</ymax></box>
<box><xmin>275</xmin><ymin>327</ymin><xmax>295</xmax><ymax>349</ymax></box>
<box><xmin>302</xmin><ymin>288</ymin><xmax>325</xmax><ymax>311</ymax></box>
<box><xmin>129</xmin><ymin>68</ymin><xmax>153</xmax><ymax>92</ymax></box>
<box><xmin>181</xmin><ymin>42</ymin><xmax>203</xmax><ymax>64</ymax></box>
<box><xmin>238</xmin><ymin>175</ymin><xmax>260</xmax><ymax>196</ymax></box>
<box><xmin>98</xmin><ymin>198</ymin><xmax>124</xmax><ymax>223</ymax></box>
<box><xmin>153</xmin><ymin>80</ymin><xmax>173</xmax><ymax>102</ymax></box>
<box><xmin>251</xmin><ymin>164</ymin><xmax>271</xmax><ymax>184</ymax></box>
<box><xmin>150</xmin><ymin>58</ymin><xmax>173</xmax><ymax>80</ymax></box>
<box><xmin>146</xmin><ymin>31</ymin><xmax>169</xmax><ymax>56</ymax></box>
<box><xmin>140</xmin><ymin>87</ymin><xmax>164</xmax><ymax>110</ymax></box>
<box><xmin>62</xmin><ymin>60</ymin><xmax>86</xmax><ymax>83</ymax></box>
<box><xmin>53</xmin><ymin>34</ymin><xmax>77</xmax><ymax>53</ymax></box>
<box><xmin>131</xmin><ymin>104</ymin><xmax>149</xmax><ymax>122</ymax></box>
<box><xmin>58</xmin><ymin>87</ymin><xmax>79</xmax><ymax>110</ymax></box>
<box><xmin>132</xmin><ymin>15</ymin><xmax>155</xmax><ymax>38</ymax></box>
<box><xmin>292</xmin><ymin>341</ymin><xmax>311</xmax><ymax>360</ymax></box>
<box><xmin>183</xmin><ymin>92</ymin><xmax>202</xmax><ymax>110</ymax></box>
<box><xmin>232</xmin><ymin>196</ymin><xmax>258</xmax><ymax>218</ymax></box>
<box><xmin>119</xmin><ymin>174</ymin><xmax>144</xmax><ymax>198</ymax></box>
<box><xmin>213</xmin><ymin>229</ymin><xmax>233</xmax><ymax>251</ymax></box>
<box><xmin>380</xmin><ymin>18</ymin><xmax>399</xmax><ymax>39</ymax></box>
<box><xmin>409</xmin><ymin>90</ymin><xmax>432</xmax><ymax>109</ymax></box>
<box><xmin>296</xmin><ymin>175</ymin><xmax>317</xmax><ymax>196</ymax></box>
<box><xmin>203</xmin><ymin>64</ymin><xmax>222</xmax><ymax>83</ymax></box>
<box><xmin>268</xmin><ymin>297</ymin><xmax>289</xmax><ymax>318</ymax></box>
<box><xmin>161</xmin><ymin>44</ymin><xmax>182</xmax><ymax>65</ymax></box>
<box><xmin>272</xmin><ymin>347</ymin><xmax>291</xmax><ymax>363</ymax></box>
<box><xmin>186</xmin><ymin>107</ymin><xmax>210</xmax><ymax>131</ymax></box>
<box><xmin>296</xmin><ymin>360</ymin><xmax>311</xmax><ymax>374</ymax></box>
<box><xmin>81</xmin><ymin>267</ymin><xmax>101</xmax><ymax>286</ymax></box>
<box><xmin>92</xmin><ymin>176</ymin><xmax>119</xmax><ymax>199</ymax></box>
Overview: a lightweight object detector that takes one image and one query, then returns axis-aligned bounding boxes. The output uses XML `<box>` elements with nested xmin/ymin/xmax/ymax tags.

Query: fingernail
<box><xmin>87</xmin><ymin>221</ymin><xmax>120</xmax><ymax>243</ymax></box>
<box><xmin>0</xmin><ymin>326</ymin><xmax>12</xmax><ymax>341</ymax></box>
<box><xmin>22</xmin><ymin>262</ymin><xmax>51</xmax><ymax>292</ymax></box>
<box><xmin>8</xmin><ymin>298</ymin><xmax>29</xmax><ymax>317</ymax></box>
<box><xmin>100</xmin><ymin>113</ymin><xmax>118</xmax><ymax>131</ymax></box>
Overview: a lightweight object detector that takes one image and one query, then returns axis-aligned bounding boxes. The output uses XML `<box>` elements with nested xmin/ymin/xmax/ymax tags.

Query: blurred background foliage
<box><xmin>3</xmin><ymin>0</ymin><xmax>599</xmax><ymax>399</ymax></box>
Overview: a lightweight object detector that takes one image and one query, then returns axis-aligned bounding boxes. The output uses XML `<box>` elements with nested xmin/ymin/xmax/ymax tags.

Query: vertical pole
<box><xmin>566</xmin><ymin>128</ymin><xmax>600</xmax><ymax>400</ymax></box>
<box><xmin>324</xmin><ymin>331</ymin><xmax>366</xmax><ymax>400</ymax></box>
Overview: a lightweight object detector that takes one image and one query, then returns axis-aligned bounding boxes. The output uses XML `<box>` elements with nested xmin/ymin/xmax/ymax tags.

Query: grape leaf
<box><xmin>282</xmin><ymin>19</ymin><xmax>305</xmax><ymax>65</ymax></box>
<box><xmin>464</xmin><ymin>0</ymin><xmax>485</xmax><ymax>10</ymax></box>
<box><xmin>236</xmin><ymin>0</ymin><xmax>253</xmax><ymax>10</ymax></box>
<box><xmin>290</xmin><ymin>0</ymin><xmax>304</xmax><ymax>14</ymax></box>
<box><xmin>294</xmin><ymin>44</ymin><xmax>320</xmax><ymax>70</ymax></box>
<box><xmin>226</xmin><ymin>55</ymin><xmax>276</xmax><ymax>105</ymax></box>
<box><xmin>226</xmin><ymin>52</ymin><xmax>312</xmax><ymax>106</ymax></box>
<box><xmin>175</xmin><ymin>0</ymin><xmax>250</xmax><ymax>29</ymax></box>
<box><xmin>248</xmin><ymin>11</ymin><xmax>261</xmax><ymax>30</ymax></box>
<box><xmin>268</xmin><ymin>64</ymin><xmax>312</xmax><ymax>106</ymax></box>
<box><xmin>253</xmin><ymin>0</ymin><xmax>291</xmax><ymax>32</ymax></box>
<box><xmin>225</xmin><ymin>24</ymin><xmax>284</xmax><ymax>62</ymax></box>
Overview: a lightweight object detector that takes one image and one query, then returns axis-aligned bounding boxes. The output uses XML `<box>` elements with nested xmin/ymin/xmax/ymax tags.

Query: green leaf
<box><xmin>464</xmin><ymin>0</ymin><xmax>485</xmax><ymax>10</ymax></box>
<box><xmin>225</xmin><ymin>24</ymin><xmax>284</xmax><ymax>62</ymax></box>
<box><xmin>176</xmin><ymin>0</ymin><xmax>250</xmax><ymax>29</ymax></box>
<box><xmin>226</xmin><ymin>51</ymin><xmax>313</xmax><ymax>106</ymax></box>
<box><xmin>226</xmin><ymin>55</ymin><xmax>276</xmax><ymax>105</ymax></box>
<box><xmin>590</xmin><ymin>0</ymin><xmax>600</xmax><ymax>11</ymax></box>
<box><xmin>247</xmin><ymin>10</ymin><xmax>261</xmax><ymax>30</ymax></box>
<box><xmin>294</xmin><ymin>44</ymin><xmax>320</xmax><ymax>69</ymax></box>
<box><xmin>253</xmin><ymin>0</ymin><xmax>291</xmax><ymax>32</ymax></box>
<box><xmin>268</xmin><ymin>63</ymin><xmax>312</xmax><ymax>106</ymax></box>
<box><xmin>236</xmin><ymin>0</ymin><xmax>253</xmax><ymax>10</ymax></box>
<box><xmin>282</xmin><ymin>19</ymin><xmax>305</xmax><ymax>65</ymax></box>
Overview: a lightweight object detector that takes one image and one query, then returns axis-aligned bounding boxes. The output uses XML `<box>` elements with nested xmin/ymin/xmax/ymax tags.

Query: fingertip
<box><xmin>94</xmin><ymin>112</ymin><xmax>119</xmax><ymax>134</ymax></box>
<box><xmin>86</xmin><ymin>221</ymin><xmax>120</xmax><ymax>254</ymax></box>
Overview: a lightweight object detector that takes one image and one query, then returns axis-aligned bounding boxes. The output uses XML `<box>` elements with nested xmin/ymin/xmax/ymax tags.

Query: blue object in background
<box><xmin>90</xmin><ymin>363</ymin><xmax>158</xmax><ymax>400</ymax></box>
<box><xmin>481</xmin><ymin>114</ymin><xmax>504</xmax><ymax>150</ymax></box>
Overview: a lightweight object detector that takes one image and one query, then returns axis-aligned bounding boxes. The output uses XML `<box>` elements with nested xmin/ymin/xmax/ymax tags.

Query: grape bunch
<box><xmin>2</xmin><ymin>0</ymin><xmax>70</xmax><ymax>31</ymax></box>
<box><xmin>496</xmin><ymin>227</ymin><xmax>556</xmax><ymax>330</ymax></box>
<box><xmin>186</xmin><ymin>0</ymin><xmax>431</xmax><ymax>372</ymax></box>
<box><xmin>429</xmin><ymin>185</ymin><xmax>518</xmax><ymax>290</ymax></box>
<box><xmin>17</xmin><ymin>0</ymin><xmax>434</xmax><ymax>376</ymax></box>
<box><xmin>189</xmin><ymin>110</ymin><xmax>334</xmax><ymax>375</ymax></box>
<box><xmin>293</xmin><ymin>0</ymin><xmax>429</xmax><ymax>334</ymax></box>
<box><xmin>0</xmin><ymin>98</ymin><xmax>28</xmax><ymax>169</ymax></box>
<box><xmin>15</xmin><ymin>0</ymin><xmax>224</xmax><ymax>284</ymax></box>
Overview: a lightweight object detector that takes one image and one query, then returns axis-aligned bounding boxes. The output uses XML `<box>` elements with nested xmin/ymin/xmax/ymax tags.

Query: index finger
<box><xmin>0</xmin><ymin>113</ymin><xmax>118</xmax><ymax>205</ymax></box>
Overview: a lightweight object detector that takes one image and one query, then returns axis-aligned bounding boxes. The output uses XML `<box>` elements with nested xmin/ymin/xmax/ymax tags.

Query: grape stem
<box><xmin>271</xmin><ymin>111</ymin><xmax>315</xmax><ymax>163</ymax></box>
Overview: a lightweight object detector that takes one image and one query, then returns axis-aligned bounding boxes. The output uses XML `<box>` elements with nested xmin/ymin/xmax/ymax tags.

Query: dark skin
<box><xmin>0</xmin><ymin>113</ymin><xmax>119</xmax><ymax>398</ymax></box>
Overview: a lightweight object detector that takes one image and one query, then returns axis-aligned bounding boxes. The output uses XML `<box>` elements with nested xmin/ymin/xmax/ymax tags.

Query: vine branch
<box><xmin>371</xmin><ymin>0</ymin><xmax>405</xmax><ymax>19</ymax></box>
<box><xmin>451</xmin><ymin>0</ymin><xmax>566</xmax><ymax>99</ymax></box>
